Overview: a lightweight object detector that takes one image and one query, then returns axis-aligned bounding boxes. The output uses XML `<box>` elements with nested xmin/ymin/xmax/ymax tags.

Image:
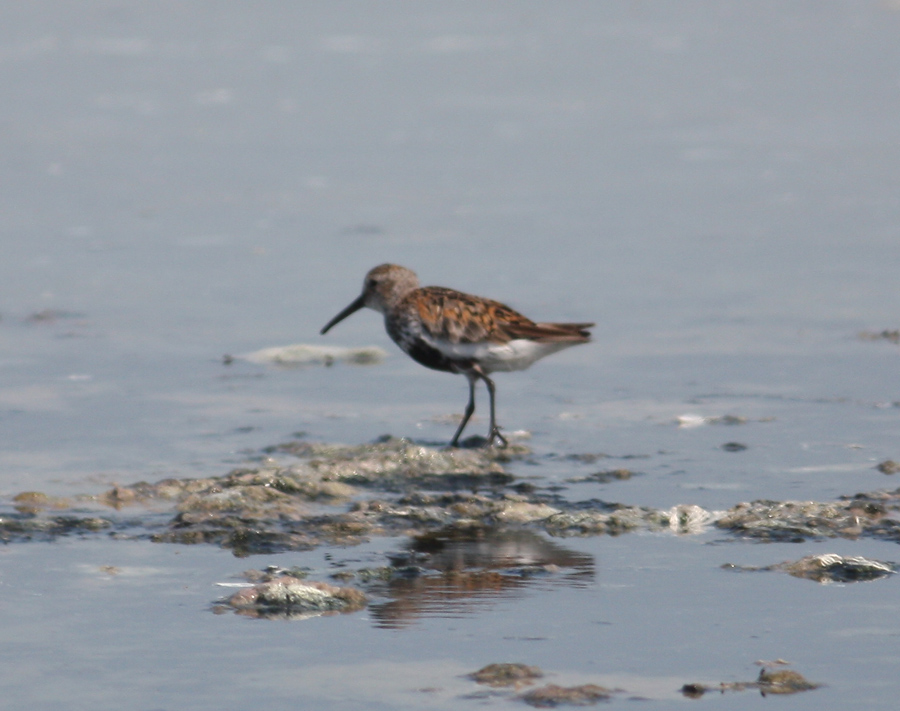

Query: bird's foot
<box><xmin>448</xmin><ymin>431</ymin><xmax>507</xmax><ymax>449</ymax></box>
<box><xmin>486</xmin><ymin>427</ymin><xmax>508</xmax><ymax>449</ymax></box>
<box><xmin>448</xmin><ymin>428</ymin><xmax>508</xmax><ymax>449</ymax></box>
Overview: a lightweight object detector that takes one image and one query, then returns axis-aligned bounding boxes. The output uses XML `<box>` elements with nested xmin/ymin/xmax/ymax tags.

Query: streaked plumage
<box><xmin>321</xmin><ymin>264</ymin><xmax>592</xmax><ymax>447</ymax></box>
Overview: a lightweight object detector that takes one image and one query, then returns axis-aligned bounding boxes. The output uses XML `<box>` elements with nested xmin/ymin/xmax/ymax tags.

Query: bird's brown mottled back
<box><xmin>407</xmin><ymin>286</ymin><xmax>591</xmax><ymax>345</ymax></box>
<box><xmin>407</xmin><ymin>287</ymin><xmax>517</xmax><ymax>344</ymax></box>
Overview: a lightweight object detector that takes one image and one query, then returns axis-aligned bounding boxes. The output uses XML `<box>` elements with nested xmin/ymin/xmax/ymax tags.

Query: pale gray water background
<box><xmin>2</xmin><ymin>1</ymin><xmax>900</xmax><ymax>709</ymax></box>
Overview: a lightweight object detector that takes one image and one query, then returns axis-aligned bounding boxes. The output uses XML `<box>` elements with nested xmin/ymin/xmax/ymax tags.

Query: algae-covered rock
<box><xmin>663</xmin><ymin>504</ymin><xmax>721</xmax><ymax>534</ymax></box>
<box><xmin>223</xmin><ymin>576</ymin><xmax>367</xmax><ymax>618</ymax></box>
<box><xmin>492</xmin><ymin>501</ymin><xmax>561</xmax><ymax>524</ymax></box>
<box><xmin>470</xmin><ymin>663</ymin><xmax>543</xmax><ymax>688</ymax></box>
<box><xmin>11</xmin><ymin>491</ymin><xmax>72</xmax><ymax>513</ymax></box>
<box><xmin>715</xmin><ymin>491</ymin><xmax>900</xmax><ymax>543</ymax></box>
<box><xmin>543</xmin><ymin>504</ymin><xmax>671</xmax><ymax>536</ymax></box>
<box><xmin>716</xmin><ymin>500</ymin><xmax>862</xmax><ymax>541</ymax></box>
<box><xmin>95</xmin><ymin>437</ymin><xmax>526</xmax><ymax>554</ymax></box>
<box><xmin>230</xmin><ymin>468</ymin><xmax>357</xmax><ymax>499</ymax></box>
<box><xmin>756</xmin><ymin>668</ymin><xmax>820</xmax><ymax>695</ymax></box>
<box><xmin>274</xmin><ymin>436</ymin><xmax>515</xmax><ymax>489</ymax></box>
<box><xmin>177</xmin><ymin>485</ymin><xmax>299</xmax><ymax>515</ymax></box>
<box><xmin>876</xmin><ymin>460</ymin><xmax>900</xmax><ymax>475</ymax></box>
<box><xmin>0</xmin><ymin>512</ymin><xmax>113</xmax><ymax>542</ymax></box>
<box><xmin>771</xmin><ymin>554</ymin><xmax>895</xmax><ymax>583</ymax></box>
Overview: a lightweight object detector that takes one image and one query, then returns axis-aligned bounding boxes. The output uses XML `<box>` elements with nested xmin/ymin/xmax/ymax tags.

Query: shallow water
<box><xmin>3</xmin><ymin>1</ymin><xmax>900</xmax><ymax>708</ymax></box>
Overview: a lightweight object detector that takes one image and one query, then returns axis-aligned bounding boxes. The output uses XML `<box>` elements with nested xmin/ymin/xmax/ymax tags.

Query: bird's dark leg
<box><xmin>477</xmin><ymin>368</ymin><xmax>508</xmax><ymax>448</ymax></box>
<box><xmin>449</xmin><ymin>373</ymin><xmax>477</xmax><ymax>447</ymax></box>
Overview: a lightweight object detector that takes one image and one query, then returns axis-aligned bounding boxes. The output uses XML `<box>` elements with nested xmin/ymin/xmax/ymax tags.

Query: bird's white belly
<box><xmin>432</xmin><ymin>338</ymin><xmax>577</xmax><ymax>373</ymax></box>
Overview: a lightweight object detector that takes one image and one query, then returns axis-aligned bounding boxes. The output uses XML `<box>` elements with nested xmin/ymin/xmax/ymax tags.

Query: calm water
<box><xmin>2</xmin><ymin>1</ymin><xmax>900</xmax><ymax>709</ymax></box>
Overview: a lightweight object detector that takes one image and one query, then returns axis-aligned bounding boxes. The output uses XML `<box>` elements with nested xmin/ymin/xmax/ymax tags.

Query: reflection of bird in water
<box><xmin>321</xmin><ymin>264</ymin><xmax>593</xmax><ymax>447</ymax></box>
<box><xmin>367</xmin><ymin>529</ymin><xmax>594</xmax><ymax>629</ymax></box>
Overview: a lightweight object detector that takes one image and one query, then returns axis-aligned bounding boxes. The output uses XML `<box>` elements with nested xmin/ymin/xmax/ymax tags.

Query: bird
<box><xmin>320</xmin><ymin>264</ymin><xmax>593</xmax><ymax>447</ymax></box>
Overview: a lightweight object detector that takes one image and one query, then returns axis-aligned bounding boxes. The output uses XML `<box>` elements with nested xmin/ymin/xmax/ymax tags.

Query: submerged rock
<box><xmin>566</xmin><ymin>468</ymin><xmax>636</xmax><ymax>484</ymax></box>
<box><xmin>721</xmin><ymin>441</ymin><xmax>748</xmax><ymax>452</ymax></box>
<box><xmin>876</xmin><ymin>460</ymin><xmax>900</xmax><ymax>475</ymax></box>
<box><xmin>519</xmin><ymin>683</ymin><xmax>613</xmax><ymax>707</ymax></box>
<box><xmin>470</xmin><ymin>663</ymin><xmax>544</xmax><ymax>688</ymax></box>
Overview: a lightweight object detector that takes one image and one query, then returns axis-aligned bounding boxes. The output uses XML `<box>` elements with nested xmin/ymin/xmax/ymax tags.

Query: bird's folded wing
<box><xmin>503</xmin><ymin>321</ymin><xmax>593</xmax><ymax>342</ymax></box>
<box><xmin>414</xmin><ymin>287</ymin><xmax>592</xmax><ymax>344</ymax></box>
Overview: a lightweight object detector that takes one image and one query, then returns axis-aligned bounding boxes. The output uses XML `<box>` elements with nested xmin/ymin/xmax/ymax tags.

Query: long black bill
<box><xmin>320</xmin><ymin>294</ymin><xmax>366</xmax><ymax>334</ymax></box>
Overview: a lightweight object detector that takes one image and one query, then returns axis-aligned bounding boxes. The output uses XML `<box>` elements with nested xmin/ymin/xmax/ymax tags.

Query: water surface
<box><xmin>2</xmin><ymin>1</ymin><xmax>900</xmax><ymax>708</ymax></box>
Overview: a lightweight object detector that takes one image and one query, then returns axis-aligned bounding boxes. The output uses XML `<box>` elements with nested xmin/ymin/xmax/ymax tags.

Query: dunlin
<box><xmin>321</xmin><ymin>264</ymin><xmax>593</xmax><ymax>447</ymax></box>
